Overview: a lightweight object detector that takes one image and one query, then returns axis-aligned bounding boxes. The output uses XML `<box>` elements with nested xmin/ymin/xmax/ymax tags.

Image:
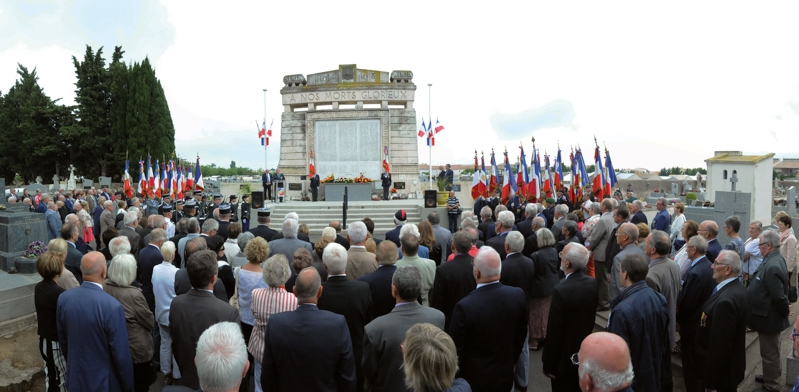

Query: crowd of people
<box><xmin>28</xmin><ymin>183</ymin><xmax>799</xmax><ymax>392</ymax></box>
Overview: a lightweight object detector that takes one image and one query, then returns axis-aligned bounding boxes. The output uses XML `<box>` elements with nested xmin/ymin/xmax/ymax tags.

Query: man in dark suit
<box><xmin>629</xmin><ymin>200</ymin><xmax>647</xmax><ymax>225</ymax></box>
<box><xmin>522</xmin><ymin>216</ymin><xmax>546</xmax><ymax>258</ymax></box>
<box><xmin>174</xmin><ymin>237</ymin><xmax>228</xmax><ymax>301</ymax></box>
<box><xmin>310</xmin><ymin>172</ymin><xmax>321</xmax><ymax>201</ymax></box>
<box><xmin>57</xmin><ymin>252</ymin><xmax>133</xmax><ymax>391</ymax></box>
<box><xmin>609</xmin><ymin>223</ymin><xmax>647</xmax><ymax>301</ymax></box>
<box><xmin>384</xmin><ymin>210</ymin><xmax>406</xmax><ymax>247</ymax></box>
<box><xmin>330</xmin><ymin>220</ymin><xmax>351</xmax><ymax>250</ymax></box>
<box><xmin>215</xmin><ymin>204</ymin><xmax>232</xmax><ymax>240</ymax></box>
<box><xmin>62</xmin><ymin>223</ymin><xmax>84</xmax><ymax>283</ymax></box>
<box><xmin>249</xmin><ymin>208</ymin><xmax>277</xmax><ymax>242</ymax></box>
<box><xmin>542</xmin><ymin>242</ymin><xmax>598</xmax><ymax>392</ymax></box>
<box><xmin>477</xmin><ymin>205</ymin><xmax>494</xmax><ymax>241</ymax></box>
<box><xmin>699</xmin><ymin>220</ymin><xmax>722</xmax><ymax>263</ymax></box>
<box><xmin>262</xmin><ymin>267</ymin><xmax>356</xmax><ymax>392</ymax></box>
<box><xmin>268</xmin><ymin>219</ymin><xmax>313</xmax><ymax>264</ymax></box>
<box><xmin>119</xmin><ymin>209</ymin><xmax>142</xmax><ymax>257</ymax></box>
<box><xmin>358</xmin><ymin>241</ymin><xmax>398</xmax><ymax>319</ymax></box>
<box><xmin>380</xmin><ymin>169</ymin><xmax>391</xmax><ymax>201</ymax></box>
<box><xmin>261</xmin><ymin>170</ymin><xmax>271</xmax><ymax>201</ymax></box>
<box><xmin>93</xmin><ymin>195</ymin><xmax>105</xmax><ymax>239</ymax></box>
<box><xmin>170</xmin><ymin>250</ymin><xmax>240</xmax><ymax>390</ymax></box>
<box><xmin>487</xmin><ymin>210</ymin><xmax>516</xmax><ymax>261</ymax></box>
<box><xmin>551</xmin><ymin>204</ymin><xmax>568</xmax><ymax>242</ymax></box>
<box><xmin>138</xmin><ymin>228</ymin><xmax>168</xmax><ymax>311</ymax></box>
<box><xmin>450</xmin><ymin>246</ymin><xmax>528</xmax><ymax>392</ymax></box>
<box><xmin>318</xmin><ymin>243</ymin><xmax>373</xmax><ymax>392</ymax></box>
<box><xmin>430</xmin><ymin>231</ymin><xmax>476</xmax><ymax>331</ymax></box>
<box><xmin>676</xmin><ymin>235</ymin><xmax>715</xmax><ymax>392</ymax></box>
<box><xmin>362</xmin><ymin>265</ymin><xmax>445</xmax><ymax>392</ymax></box>
<box><xmin>697</xmin><ymin>250</ymin><xmax>748</xmax><ymax>392</ymax></box>
<box><xmin>747</xmin><ymin>230</ymin><xmax>790</xmax><ymax>392</ymax></box>
<box><xmin>517</xmin><ymin>203</ymin><xmax>537</xmax><ymax>239</ymax></box>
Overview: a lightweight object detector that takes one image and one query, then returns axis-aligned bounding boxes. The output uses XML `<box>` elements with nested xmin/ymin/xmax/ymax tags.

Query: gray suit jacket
<box><xmin>432</xmin><ymin>224</ymin><xmax>452</xmax><ymax>264</ymax></box>
<box><xmin>100</xmin><ymin>209</ymin><xmax>114</xmax><ymax>240</ymax></box>
<box><xmin>610</xmin><ymin>243</ymin><xmax>647</xmax><ymax>300</ymax></box>
<box><xmin>646</xmin><ymin>256</ymin><xmax>681</xmax><ymax>349</ymax></box>
<box><xmin>269</xmin><ymin>237</ymin><xmax>313</xmax><ymax>268</ymax></box>
<box><xmin>588</xmin><ymin>212</ymin><xmax>615</xmax><ymax>262</ymax></box>
<box><xmin>362</xmin><ymin>302</ymin><xmax>445</xmax><ymax>392</ymax></box>
<box><xmin>118</xmin><ymin>226</ymin><xmax>141</xmax><ymax>257</ymax></box>
<box><xmin>346</xmin><ymin>247</ymin><xmax>378</xmax><ymax>281</ymax></box>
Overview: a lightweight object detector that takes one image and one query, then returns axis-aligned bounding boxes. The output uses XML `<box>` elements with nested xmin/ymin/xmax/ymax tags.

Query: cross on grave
<box><xmin>713</xmin><ymin>191</ymin><xmax>750</xmax><ymax>245</ymax></box>
<box><xmin>730</xmin><ymin>172</ymin><xmax>738</xmax><ymax>191</ymax></box>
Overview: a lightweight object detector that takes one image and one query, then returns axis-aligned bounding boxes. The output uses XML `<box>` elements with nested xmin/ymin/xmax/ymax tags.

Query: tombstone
<box><xmin>729</xmin><ymin>171</ymin><xmax>739</xmax><ymax>192</ymax></box>
<box><xmin>83</xmin><ymin>179</ymin><xmax>94</xmax><ymax>189</ymax></box>
<box><xmin>25</xmin><ymin>183</ymin><xmax>47</xmax><ymax>195</ymax></box>
<box><xmin>0</xmin><ymin>210</ymin><xmax>47</xmax><ymax>272</ymax></box>
<box><xmin>0</xmin><ymin>178</ymin><xmax>5</xmax><ymax>204</ymax></box>
<box><xmin>35</xmin><ymin>176</ymin><xmax>42</xmax><ymax>184</ymax></box>
<box><xmin>713</xmin><ymin>191</ymin><xmax>751</xmax><ymax>246</ymax></box>
<box><xmin>99</xmin><ymin>176</ymin><xmax>112</xmax><ymax>189</ymax></box>
<box><xmin>670</xmin><ymin>183</ymin><xmax>679</xmax><ymax>195</ymax></box>
<box><xmin>52</xmin><ymin>174</ymin><xmax>59</xmax><ymax>186</ymax></box>
<box><xmin>788</xmin><ymin>186</ymin><xmax>797</xmax><ymax>216</ymax></box>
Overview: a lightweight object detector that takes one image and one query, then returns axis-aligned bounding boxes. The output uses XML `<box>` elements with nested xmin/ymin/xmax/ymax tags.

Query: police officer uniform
<box><xmin>240</xmin><ymin>195</ymin><xmax>251</xmax><ymax>232</ymax></box>
<box><xmin>229</xmin><ymin>195</ymin><xmax>239</xmax><ymax>222</ymax></box>
<box><xmin>161</xmin><ymin>204</ymin><xmax>176</xmax><ymax>237</ymax></box>
<box><xmin>215</xmin><ymin>204</ymin><xmax>231</xmax><ymax>241</ymax></box>
<box><xmin>249</xmin><ymin>208</ymin><xmax>277</xmax><ymax>242</ymax></box>
<box><xmin>207</xmin><ymin>193</ymin><xmax>222</xmax><ymax>219</ymax></box>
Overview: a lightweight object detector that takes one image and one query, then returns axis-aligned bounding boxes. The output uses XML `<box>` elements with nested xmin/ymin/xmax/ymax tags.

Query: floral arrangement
<box><xmin>24</xmin><ymin>241</ymin><xmax>47</xmax><ymax>259</ymax></box>
<box><xmin>390</xmin><ymin>187</ymin><xmax>398</xmax><ymax>193</ymax></box>
<box><xmin>320</xmin><ymin>173</ymin><xmax>373</xmax><ymax>183</ymax></box>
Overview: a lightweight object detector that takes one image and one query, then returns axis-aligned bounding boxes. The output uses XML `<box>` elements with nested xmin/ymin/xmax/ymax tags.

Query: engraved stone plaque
<box><xmin>315</xmin><ymin>119</ymin><xmax>381</xmax><ymax>180</ymax></box>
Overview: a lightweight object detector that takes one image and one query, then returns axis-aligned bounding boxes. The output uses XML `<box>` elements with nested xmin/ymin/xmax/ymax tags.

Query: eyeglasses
<box><xmin>570</xmin><ymin>352</ymin><xmax>579</xmax><ymax>365</ymax></box>
<box><xmin>712</xmin><ymin>261</ymin><xmax>730</xmax><ymax>267</ymax></box>
<box><xmin>758</xmin><ymin>243</ymin><xmax>769</xmax><ymax>248</ymax></box>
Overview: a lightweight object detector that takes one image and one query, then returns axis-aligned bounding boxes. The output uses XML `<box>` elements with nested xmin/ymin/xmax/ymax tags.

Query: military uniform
<box><xmin>229</xmin><ymin>195</ymin><xmax>239</xmax><ymax>222</ymax></box>
<box><xmin>215</xmin><ymin>203</ymin><xmax>231</xmax><ymax>241</ymax></box>
<box><xmin>240</xmin><ymin>196</ymin><xmax>251</xmax><ymax>232</ymax></box>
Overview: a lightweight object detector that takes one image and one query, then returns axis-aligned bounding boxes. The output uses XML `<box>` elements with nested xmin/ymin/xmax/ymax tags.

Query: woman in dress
<box><xmin>34</xmin><ymin>252</ymin><xmax>68</xmax><ymax>392</ymax></box>
<box><xmin>529</xmin><ymin>228</ymin><xmax>559</xmax><ymax>351</ymax></box>
<box><xmin>76</xmin><ymin>200</ymin><xmax>95</xmax><ymax>249</ymax></box>
<box><xmin>239</xmin><ymin>237</ymin><xmax>270</xmax><ymax>389</ymax></box>
<box><xmin>248</xmin><ymin>254</ymin><xmax>298</xmax><ymax>392</ymax></box>
<box><xmin>103</xmin><ymin>254</ymin><xmax>155</xmax><ymax>392</ymax></box>
<box><xmin>674</xmin><ymin>220</ymin><xmax>700</xmax><ymax>279</ymax></box>
<box><xmin>670</xmin><ymin>202</ymin><xmax>686</xmax><ymax>256</ymax></box>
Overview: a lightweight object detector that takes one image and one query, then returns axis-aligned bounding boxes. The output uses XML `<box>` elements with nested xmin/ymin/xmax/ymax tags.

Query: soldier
<box><xmin>184</xmin><ymin>200</ymin><xmax>198</xmax><ymax>219</ymax></box>
<box><xmin>229</xmin><ymin>195</ymin><xmax>239</xmax><ymax>222</ymax></box>
<box><xmin>158</xmin><ymin>194</ymin><xmax>174</xmax><ymax>215</ymax></box>
<box><xmin>207</xmin><ymin>193</ymin><xmax>222</xmax><ymax>220</ymax></box>
<box><xmin>240</xmin><ymin>195</ymin><xmax>251</xmax><ymax>232</ymax></box>
<box><xmin>173</xmin><ymin>199</ymin><xmax>185</xmax><ymax>224</ymax></box>
<box><xmin>216</xmin><ymin>204</ymin><xmax>232</xmax><ymax>240</ymax></box>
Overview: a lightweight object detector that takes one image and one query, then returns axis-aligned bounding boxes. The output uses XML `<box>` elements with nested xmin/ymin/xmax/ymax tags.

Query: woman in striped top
<box><xmin>248</xmin><ymin>254</ymin><xmax>298</xmax><ymax>392</ymax></box>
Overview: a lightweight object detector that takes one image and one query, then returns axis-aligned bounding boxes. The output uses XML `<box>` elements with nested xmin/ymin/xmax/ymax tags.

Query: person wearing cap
<box><xmin>240</xmin><ymin>195</ymin><xmax>250</xmax><ymax>232</ymax></box>
<box><xmin>216</xmin><ymin>204</ymin><xmax>232</xmax><ymax>241</ymax></box>
<box><xmin>228</xmin><ymin>195</ymin><xmax>239</xmax><ymax>223</ymax></box>
<box><xmin>193</xmin><ymin>191</ymin><xmax>207</xmax><ymax>221</ymax></box>
<box><xmin>384</xmin><ymin>210</ymin><xmax>406</xmax><ymax>247</ymax></box>
<box><xmin>249</xmin><ymin>208</ymin><xmax>277</xmax><ymax>242</ymax></box>
<box><xmin>161</xmin><ymin>204</ymin><xmax>176</xmax><ymax>237</ymax></box>
<box><xmin>173</xmin><ymin>200</ymin><xmax>185</xmax><ymax>223</ymax></box>
<box><xmin>207</xmin><ymin>193</ymin><xmax>223</xmax><ymax>220</ymax></box>
<box><xmin>158</xmin><ymin>194</ymin><xmax>173</xmax><ymax>216</ymax></box>
<box><xmin>184</xmin><ymin>200</ymin><xmax>197</xmax><ymax>219</ymax></box>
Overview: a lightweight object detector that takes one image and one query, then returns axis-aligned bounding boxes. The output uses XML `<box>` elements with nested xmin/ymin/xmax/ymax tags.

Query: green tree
<box><xmin>659</xmin><ymin>167</ymin><xmax>670</xmax><ymax>176</ymax></box>
<box><xmin>230</xmin><ymin>161</ymin><xmax>236</xmax><ymax>169</ymax></box>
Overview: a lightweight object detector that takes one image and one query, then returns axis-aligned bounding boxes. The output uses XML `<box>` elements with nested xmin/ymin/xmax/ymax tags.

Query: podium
<box><xmin>277</xmin><ymin>181</ymin><xmax>285</xmax><ymax>203</ymax></box>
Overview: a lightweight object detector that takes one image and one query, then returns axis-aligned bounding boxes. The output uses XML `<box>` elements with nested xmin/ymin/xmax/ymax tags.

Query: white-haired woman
<box><xmin>103</xmin><ymin>254</ymin><xmax>155</xmax><ymax>392</ymax></box>
<box><xmin>248</xmin><ymin>254</ymin><xmax>298</xmax><ymax>392</ymax></box>
<box><xmin>398</xmin><ymin>223</ymin><xmax>430</xmax><ymax>259</ymax></box>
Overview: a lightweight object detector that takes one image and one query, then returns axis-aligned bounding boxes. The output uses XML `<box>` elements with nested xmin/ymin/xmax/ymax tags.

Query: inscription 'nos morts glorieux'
<box><xmin>283</xmin><ymin>90</ymin><xmax>414</xmax><ymax>104</ymax></box>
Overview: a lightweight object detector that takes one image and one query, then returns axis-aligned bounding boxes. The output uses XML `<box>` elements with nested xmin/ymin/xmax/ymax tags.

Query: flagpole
<box><xmin>427</xmin><ymin>83</ymin><xmax>432</xmax><ymax>189</ymax></box>
<box><xmin>263</xmin><ymin>88</ymin><xmax>268</xmax><ymax>172</ymax></box>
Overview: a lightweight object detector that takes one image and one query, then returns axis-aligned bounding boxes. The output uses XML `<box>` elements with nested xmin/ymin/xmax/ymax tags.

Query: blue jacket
<box><xmin>608</xmin><ymin>280</ymin><xmax>670</xmax><ymax>392</ymax></box>
<box><xmin>652</xmin><ymin>209</ymin><xmax>670</xmax><ymax>232</ymax></box>
<box><xmin>45</xmin><ymin>210</ymin><xmax>61</xmax><ymax>240</ymax></box>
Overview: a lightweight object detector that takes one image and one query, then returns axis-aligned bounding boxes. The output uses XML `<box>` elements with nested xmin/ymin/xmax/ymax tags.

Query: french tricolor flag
<box><xmin>434</xmin><ymin>118</ymin><xmax>445</xmax><ymax>133</ymax></box>
<box><xmin>418</xmin><ymin>118</ymin><xmax>426</xmax><ymax>137</ymax></box>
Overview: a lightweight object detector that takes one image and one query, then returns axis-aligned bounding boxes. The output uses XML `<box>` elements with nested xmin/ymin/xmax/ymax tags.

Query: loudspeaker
<box><xmin>251</xmin><ymin>191</ymin><xmax>264</xmax><ymax>209</ymax></box>
<box><xmin>424</xmin><ymin>190</ymin><xmax>437</xmax><ymax>208</ymax></box>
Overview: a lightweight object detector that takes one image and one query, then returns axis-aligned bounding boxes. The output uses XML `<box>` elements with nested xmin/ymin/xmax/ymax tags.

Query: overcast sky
<box><xmin>2</xmin><ymin>1</ymin><xmax>798</xmax><ymax>173</ymax></box>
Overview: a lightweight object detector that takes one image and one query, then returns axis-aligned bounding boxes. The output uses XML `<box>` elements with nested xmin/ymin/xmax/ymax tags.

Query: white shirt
<box><xmin>152</xmin><ymin>261</ymin><xmax>179</xmax><ymax>325</ymax></box>
<box><xmin>476</xmin><ymin>280</ymin><xmax>500</xmax><ymax>289</ymax></box>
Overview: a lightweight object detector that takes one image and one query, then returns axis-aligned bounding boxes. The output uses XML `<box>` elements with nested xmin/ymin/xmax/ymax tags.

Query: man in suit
<box><xmin>362</xmin><ymin>265</ymin><xmax>445</xmax><ymax>392</ymax></box>
<box><xmin>587</xmin><ymin>199</ymin><xmax>615</xmax><ymax>310</ymax></box>
<box><xmin>676</xmin><ymin>235</ymin><xmax>715</xmax><ymax>392</ymax></box>
<box><xmin>269</xmin><ymin>219</ymin><xmax>313</xmax><ymax>267</ymax></box>
<box><xmin>607</xmin><ymin>253</ymin><xmax>669</xmax><ymax>392</ymax></box>
<box><xmin>380</xmin><ymin>169</ymin><xmax>391</xmax><ymax>201</ymax></box>
<box><xmin>318</xmin><ymin>242</ymin><xmax>373</xmax><ymax>392</ymax></box>
<box><xmin>487</xmin><ymin>210</ymin><xmax>516</xmax><ymax>261</ymax></box>
<box><xmin>499</xmin><ymin>231</ymin><xmax>536</xmax><ymax>391</ymax></box>
<box><xmin>651</xmin><ymin>197</ymin><xmax>670</xmax><ymax>232</ymax></box>
<box><xmin>644</xmin><ymin>230</ymin><xmax>681</xmax><ymax>353</ymax></box>
<box><xmin>262</xmin><ymin>170</ymin><xmax>272</xmax><ymax>201</ymax></box>
<box><xmin>609</xmin><ymin>223</ymin><xmax>646</xmax><ymax>301</ymax></box>
<box><xmin>396</xmin><ymin>234</ymin><xmax>437</xmax><ymax>306</ymax></box>
<box><xmin>697</xmin><ymin>250</ymin><xmax>748</xmax><ymax>392</ymax></box>
<box><xmin>57</xmin><ymin>251</ymin><xmax>134</xmax><ymax>391</ymax></box>
<box><xmin>384</xmin><ymin>209</ymin><xmax>405</xmax><ymax>247</ymax></box>
<box><xmin>577</xmin><ymin>332</ymin><xmax>635</xmax><ymax>392</ymax></box>
<box><xmin>119</xmin><ymin>208</ymin><xmax>142</xmax><ymax>257</ymax></box>
<box><xmin>330</xmin><ymin>220</ymin><xmax>351</xmax><ymax>249</ymax></box>
<box><xmin>215</xmin><ymin>204</ymin><xmax>232</xmax><ymax>240</ymax></box>
<box><xmin>139</xmin><ymin>228</ymin><xmax>168</xmax><ymax>312</ymax></box>
<box><xmin>551</xmin><ymin>204</ymin><xmax>568</xmax><ymax>242</ymax></box>
<box><xmin>177</xmin><ymin>218</ymin><xmax>201</xmax><ymax>267</ymax></box>
<box><xmin>261</xmin><ymin>267</ymin><xmax>356</xmax><ymax>392</ymax></box>
<box><xmin>249</xmin><ymin>208</ymin><xmax>277</xmax><ymax>242</ymax></box>
<box><xmin>345</xmin><ymin>221</ymin><xmax>377</xmax><ymax>280</ymax></box>
<box><xmin>699</xmin><ymin>220</ymin><xmax>722</xmax><ymax>263</ymax></box>
<box><xmin>45</xmin><ymin>202</ymin><xmax>61</xmax><ymax>240</ymax></box>
<box><xmin>61</xmin><ymin>222</ymin><xmax>84</xmax><ymax>283</ymax></box>
<box><xmin>604</xmin><ymin>206</ymin><xmax>629</xmax><ymax>280</ymax></box>
<box><xmin>748</xmin><ymin>229</ymin><xmax>790</xmax><ymax>392</ymax></box>
<box><xmin>428</xmin><ymin>211</ymin><xmax>452</xmax><ymax>264</ymax></box>
<box><xmin>517</xmin><ymin>203</ymin><xmax>537</xmax><ymax>239</ymax></box>
<box><xmin>170</xmin><ymin>250</ymin><xmax>240</xmax><ymax>390</ymax></box>
<box><xmin>310</xmin><ymin>171</ymin><xmax>321</xmax><ymax>201</ymax></box>
<box><xmin>522</xmin><ymin>216</ymin><xmax>546</xmax><ymax>257</ymax></box>
<box><xmin>477</xmin><ymin>206</ymin><xmax>495</xmax><ymax>241</ymax></box>
<box><xmin>431</xmin><ymin>231</ymin><xmax>476</xmax><ymax>331</ymax></box>
<box><xmin>449</xmin><ymin>246</ymin><xmax>528</xmax><ymax>392</ymax></box>
<box><xmin>542</xmin><ymin>242</ymin><xmax>598</xmax><ymax>392</ymax></box>
<box><xmin>629</xmin><ymin>200</ymin><xmax>647</xmax><ymax>225</ymax></box>
<box><xmin>358</xmin><ymin>241</ymin><xmax>398</xmax><ymax>319</ymax></box>
<box><xmin>174</xmin><ymin>238</ymin><xmax>228</xmax><ymax>301</ymax></box>
<box><xmin>271</xmin><ymin>212</ymin><xmax>312</xmax><ymax>243</ymax></box>
<box><xmin>443</xmin><ymin>163</ymin><xmax>454</xmax><ymax>190</ymax></box>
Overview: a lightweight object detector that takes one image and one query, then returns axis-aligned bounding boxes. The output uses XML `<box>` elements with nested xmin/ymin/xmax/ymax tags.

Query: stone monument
<box><xmin>0</xmin><ymin>179</ymin><xmax>47</xmax><ymax>273</ymax></box>
<box><xmin>278</xmin><ymin>64</ymin><xmax>419</xmax><ymax>200</ymax></box>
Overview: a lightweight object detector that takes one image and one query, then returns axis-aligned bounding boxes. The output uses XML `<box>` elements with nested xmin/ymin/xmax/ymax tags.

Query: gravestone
<box><xmin>671</xmin><ymin>183</ymin><xmax>679</xmax><ymax>195</ymax></box>
<box><xmin>788</xmin><ymin>186</ymin><xmax>797</xmax><ymax>216</ymax></box>
<box><xmin>713</xmin><ymin>190</ymin><xmax>751</xmax><ymax>245</ymax></box>
<box><xmin>99</xmin><ymin>176</ymin><xmax>112</xmax><ymax>188</ymax></box>
<box><xmin>83</xmin><ymin>179</ymin><xmax>94</xmax><ymax>189</ymax></box>
<box><xmin>0</xmin><ymin>210</ymin><xmax>47</xmax><ymax>272</ymax></box>
<box><xmin>729</xmin><ymin>172</ymin><xmax>738</xmax><ymax>191</ymax></box>
<box><xmin>25</xmin><ymin>184</ymin><xmax>47</xmax><ymax>195</ymax></box>
<box><xmin>35</xmin><ymin>176</ymin><xmax>42</xmax><ymax>184</ymax></box>
<box><xmin>0</xmin><ymin>178</ymin><xmax>5</xmax><ymax>202</ymax></box>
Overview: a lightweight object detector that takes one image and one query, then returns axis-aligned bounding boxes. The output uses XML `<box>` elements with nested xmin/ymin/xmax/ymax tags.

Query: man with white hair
<box><xmin>551</xmin><ymin>204</ymin><xmax>569</xmax><ymax>242</ymax></box>
<box><xmin>64</xmin><ymin>213</ymin><xmax>88</xmax><ymax>254</ymax></box>
<box><xmin>45</xmin><ymin>202</ymin><xmax>61</xmax><ymax>240</ymax></box>
<box><xmin>577</xmin><ymin>332</ymin><xmax>634</xmax><ymax>392</ymax></box>
<box><xmin>271</xmin><ymin>212</ymin><xmax>312</xmax><ymax>243</ymax></box>
<box><xmin>346</xmin><ymin>221</ymin><xmax>377</xmax><ymax>281</ymax></box>
<box><xmin>268</xmin><ymin>218</ymin><xmax>313</xmax><ymax>270</ymax></box>
<box><xmin>318</xmin><ymin>243</ymin><xmax>373</xmax><ymax>392</ymax></box>
<box><xmin>99</xmin><ymin>199</ymin><xmax>115</xmax><ymax>240</ymax></box>
<box><xmin>487</xmin><ymin>210</ymin><xmax>516</xmax><ymax>260</ymax></box>
<box><xmin>384</xmin><ymin>209</ymin><xmax>407</xmax><ymax>247</ymax></box>
<box><xmin>427</xmin><ymin>211</ymin><xmax>452</xmax><ymax>264</ymax></box>
<box><xmin>449</xmin><ymin>246</ymin><xmax>528</xmax><ymax>392</ymax></box>
<box><xmin>629</xmin><ymin>200</ymin><xmax>647</xmax><ymax>225</ymax></box>
<box><xmin>609</xmin><ymin>223</ymin><xmax>647</xmax><ymax>301</ymax></box>
<box><xmin>543</xmin><ymin>242</ymin><xmax>599</xmax><ymax>391</ymax></box>
<box><xmin>119</xmin><ymin>208</ymin><xmax>142</xmax><ymax>257</ymax></box>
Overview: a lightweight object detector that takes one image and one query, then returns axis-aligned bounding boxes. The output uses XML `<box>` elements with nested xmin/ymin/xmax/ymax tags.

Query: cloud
<box><xmin>490</xmin><ymin>100</ymin><xmax>576</xmax><ymax>138</ymax></box>
<box><xmin>0</xmin><ymin>0</ymin><xmax>174</xmax><ymax>61</ymax></box>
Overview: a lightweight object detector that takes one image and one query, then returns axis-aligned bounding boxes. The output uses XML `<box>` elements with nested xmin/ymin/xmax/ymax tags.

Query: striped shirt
<box><xmin>248</xmin><ymin>286</ymin><xmax>298</xmax><ymax>362</ymax></box>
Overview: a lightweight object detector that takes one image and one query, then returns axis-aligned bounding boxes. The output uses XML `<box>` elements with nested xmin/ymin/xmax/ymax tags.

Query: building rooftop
<box><xmin>774</xmin><ymin>159</ymin><xmax>799</xmax><ymax>169</ymax></box>
<box><xmin>705</xmin><ymin>153</ymin><xmax>774</xmax><ymax>164</ymax></box>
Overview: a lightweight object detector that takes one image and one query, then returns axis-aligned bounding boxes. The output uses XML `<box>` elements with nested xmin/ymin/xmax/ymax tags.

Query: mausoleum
<box><xmin>704</xmin><ymin>151</ymin><xmax>773</xmax><ymax>223</ymax></box>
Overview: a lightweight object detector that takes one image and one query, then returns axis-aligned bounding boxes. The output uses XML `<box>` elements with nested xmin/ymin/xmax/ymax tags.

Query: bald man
<box><xmin>448</xmin><ymin>247</ymin><xmax>529</xmax><ymax>392</ymax></box>
<box><xmin>577</xmin><ymin>332</ymin><xmax>634</xmax><ymax>392</ymax></box>
<box><xmin>57</xmin><ymin>252</ymin><xmax>134</xmax><ymax>391</ymax></box>
<box><xmin>699</xmin><ymin>220</ymin><xmax>721</xmax><ymax>263</ymax></box>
